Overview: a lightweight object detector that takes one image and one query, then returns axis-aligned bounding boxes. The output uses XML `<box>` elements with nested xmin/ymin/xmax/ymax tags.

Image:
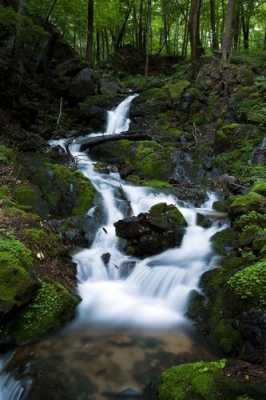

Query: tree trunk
<box><xmin>241</xmin><ymin>12</ymin><xmax>250</xmax><ymax>49</ymax></box>
<box><xmin>115</xmin><ymin>3</ymin><xmax>132</xmax><ymax>49</ymax></box>
<box><xmin>138</xmin><ymin>0</ymin><xmax>144</xmax><ymax>49</ymax></box>
<box><xmin>222</xmin><ymin>0</ymin><xmax>236</xmax><ymax>61</ymax></box>
<box><xmin>189</xmin><ymin>0</ymin><xmax>202</xmax><ymax>60</ymax></box>
<box><xmin>86</xmin><ymin>0</ymin><xmax>94</xmax><ymax>66</ymax></box>
<box><xmin>46</xmin><ymin>0</ymin><xmax>59</xmax><ymax>22</ymax></box>
<box><xmin>145</xmin><ymin>0</ymin><xmax>152</xmax><ymax>76</ymax></box>
<box><xmin>210</xmin><ymin>0</ymin><xmax>218</xmax><ymax>50</ymax></box>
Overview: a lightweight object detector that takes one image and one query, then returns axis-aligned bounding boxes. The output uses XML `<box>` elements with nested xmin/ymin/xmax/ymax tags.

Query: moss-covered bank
<box><xmin>0</xmin><ymin>145</ymin><xmax>96</xmax><ymax>344</ymax></box>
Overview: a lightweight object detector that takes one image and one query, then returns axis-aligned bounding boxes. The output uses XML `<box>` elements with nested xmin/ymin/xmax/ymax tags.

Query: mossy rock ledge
<box><xmin>18</xmin><ymin>155</ymin><xmax>96</xmax><ymax>218</ymax></box>
<box><xmin>0</xmin><ymin>239</ymin><xmax>38</xmax><ymax>316</ymax></box>
<box><xmin>10</xmin><ymin>281</ymin><xmax>80</xmax><ymax>343</ymax></box>
<box><xmin>115</xmin><ymin>203</ymin><xmax>187</xmax><ymax>257</ymax></box>
<box><xmin>158</xmin><ymin>360</ymin><xmax>266</xmax><ymax>400</ymax></box>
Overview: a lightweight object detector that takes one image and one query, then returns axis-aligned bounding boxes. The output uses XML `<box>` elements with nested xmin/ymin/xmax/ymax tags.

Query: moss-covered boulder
<box><xmin>0</xmin><ymin>239</ymin><xmax>37</xmax><ymax>315</ymax></box>
<box><xmin>90</xmin><ymin>139</ymin><xmax>176</xmax><ymax>181</ymax></box>
<box><xmin>229</xmin><ymin>192</ymin><xmax>265</xmax><ymax>216</ymax></box>
<box><xmin>115</xmin><ymin>203</ymin><xmax>187</xmax><ymax>257</ymax></box>
<box><xmin>159</xmin><ymin>360</ymin><xmax>226</xmax><ymax>400</ymax></box>
<box><xmin>227</xmin><ymin>260</ymin><xmax>266</xmax><ymax>310</ymax></box>
<box><xmin>252</xmin><ymin>182</ymin><xmax>266</xmax><ymax>197</ymax></box>
<box><xmin>211</xmin><ymin>228</ymin><xmax>237</xmax><ymax>255</ymax></box>
<box><xmin>14</xmin><ymin>184</ymin><xmax>43</xmax><ymax>212</ymax></box>
<box><xmin>12</xmin><ymin>280</ymin><xmax>80</xmax><ymax>342</ymax></box>
<box><xmin>19</xmin><ymin>156</ymin><xmax>95</xmax><ymax>218</ymax></box>
<box><xmin>159</xmin><ymin>359</ymin><xmax>266</xmax><ymax>400</ymax></box>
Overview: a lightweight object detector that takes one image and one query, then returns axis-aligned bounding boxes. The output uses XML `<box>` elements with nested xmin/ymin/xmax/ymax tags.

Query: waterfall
<box><xmin>106</xmin><ymin>94</ymin><xmax>138</xmax><ymax>135</ymax></box>
<box><xmin>65</xmin><ymin>94</ymin><xmax>224</xmax><ymax>328</ymax></box>
<box><xmin>0</xmin><ymin>94</ymin><xmax>224</xmax><ymax>399</ymax></box>
<box><xmin>0</xmin><ymin>357</ymin><xmax>24</xmax><ymax>400</ymax></box>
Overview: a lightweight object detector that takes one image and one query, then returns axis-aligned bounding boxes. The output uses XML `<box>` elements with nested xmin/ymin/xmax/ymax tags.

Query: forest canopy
<box><xmin>20</xmin><ymin>0</ymin><xmax>266</xmax><ymax>64</ymax></box>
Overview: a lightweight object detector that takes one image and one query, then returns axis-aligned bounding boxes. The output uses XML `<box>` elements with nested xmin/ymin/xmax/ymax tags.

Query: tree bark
<box><xmin>145</xmin><ymin>0</ymin><xmax>152</xmax><ymax>76</ymax></box>
<box><xmin>222</xmin><ymin>0</ymin><xmax>236</xmax><ymax>61</ymax></box>
<box><xmin>86</xmin><ymin>0</ymin><xmax>94</xmax><ymax>66</ymax></box>
<box><xmin>188</xmin><ymin>0</ymin><xmax>202</xmax><ymax>60</ymax></box>
<box><xmin>210</xmin><ymin>0</ymin><xmax>218</xmax><ymax>50</ymax></box>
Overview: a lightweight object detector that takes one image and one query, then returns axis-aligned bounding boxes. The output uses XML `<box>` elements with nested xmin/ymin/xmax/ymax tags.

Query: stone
<box><xmin>119</xmin><ymin>261</ymin><xmax>136</xmax><ymax>279</ymax></box>
<box><xmin>101</xmin><ymin>253</ymin><xmax>111</xmax><ymax>265</ymax></box>
<box><xmin>115</xmin><ymin>203</ymin><xmax>187</xmax><ymax>257</ymax></box>
<box><xmin>69</xmin><ymin>68</ymin><xmax>96</xmax><ymax>101</ymax></box>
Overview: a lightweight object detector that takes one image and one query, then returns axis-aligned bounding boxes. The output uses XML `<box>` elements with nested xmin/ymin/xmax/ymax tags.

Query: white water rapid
<box><xmin>0</xmin><ymin>95</ymin><xmax>224</xmax><ymax>399</ymax></box>
<box><xmin>67</xmin><ymin>95</ymin><xmax>223</xmax><ymax>328</ymax></box>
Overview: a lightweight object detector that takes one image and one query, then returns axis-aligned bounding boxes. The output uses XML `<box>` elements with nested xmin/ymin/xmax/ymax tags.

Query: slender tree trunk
<box><xmin>241</xmin><ymin>12</ymin><xmax>250</xmax><ymax>49</ymax></box>
<box><xmin>189</xmin><ymin>0</ymin><xmax>202</xmax><ymax>60</ymax></box>
<box><xmin>86</xmin><ymin>0</ymin><xmax>94</xmax><ymax>66</ymax></box>
<box><xmin>138</xmin><ymin>0</ymin><xmax>144</xmax><ymax>49</ymax></box>
<box><xmin>145</xmin><ymin>0</ymin><xmax>152</xmax><ymax>76</ymax></box>
<box><xmin>233</xmin><ymin>0</ymin><xmax>240</xmax><ymax>50</ymax></box>
<box><xmin>181</xmin><ymin>0</ymin><xmax>190</xmax><ymax>57</ymax></box>
<box><xmin>222</xmin><ymin>0</ymin><xmax>236</xmax><ymax>61</ymax></box>
<box><xmin>115</xmin><ymin>3</ymin><xmax>132</xmax><ymax>49</ymax></box>
<box><xmin>46</xmin><ymin>0</ymin><xmax>59</xmax><ymax>22</ymax></box>
<box><xmin>210</xmin><ymin>0</ymin><xmax>218</xmax><ymax>50</ymax></box>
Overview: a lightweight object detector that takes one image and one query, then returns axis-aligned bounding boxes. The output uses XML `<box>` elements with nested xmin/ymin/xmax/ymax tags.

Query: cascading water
<box><xmin>66</xmin><ymin>95</ymin><xmax>224</xmax><ymax>328</ymax></box>
<box><xmin>0</xmin><ymin>94</ymin><xmax>225</xmax><ymax>399</ymax></box>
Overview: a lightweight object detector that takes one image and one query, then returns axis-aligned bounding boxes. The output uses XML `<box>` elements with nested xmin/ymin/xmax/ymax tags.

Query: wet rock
<box><xmin>102</xmin><ymin>253</ymin><xmax>111</xmax><ymax>265</ymax></box>
<box><xmin>119</xmin><ymin>261</ymin><xmax>136</xmax><ymax>279</ymax></box>
<box><xmin>115</xmin><ymin>203</ymin><xmax>187</xmax><ymax>257</ymax></box>
<box><xmin>196</xmin><ymin>213</ymin><xmax>212</xmax><ymax>228</ymax></box>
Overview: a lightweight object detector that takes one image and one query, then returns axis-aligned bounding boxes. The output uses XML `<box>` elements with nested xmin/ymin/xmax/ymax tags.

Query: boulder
<box><xmin>68</xmin><ymin>68</ymin><xmax>96</xmax><ymax>101</ymax></box>
<box><xmin>119</xmin><ymin>261</ymin><xmax>136</xmax><ymax>279</ymax></box>
<box><xmin>0</xmin><ymin>239</ymin><xmax>38</xmax><ymax>317</ymax></box>
<box><xmin>99</xmin><ymin>78</ymin><xmax>121</xmax><ymax>96</ymax></box>
<box><xmin>115</xmin><ymin>203</ymin><xmax>187</xmax><ymax>257</ymax></box>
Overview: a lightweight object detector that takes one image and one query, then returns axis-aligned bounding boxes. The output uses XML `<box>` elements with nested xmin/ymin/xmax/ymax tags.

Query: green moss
<box><xmin>159</xmin><ymin>360</ymin><xmax>226</xmax><ymax>400</ymax></box>
<box><xmin>143</xmin><ymin>179</ymin><xmax>173</xmax><ymax>189</ymax></box>
<box><xmin>134</xmin><ymin>141</ymin><xmax>175</xmax><ymax>180</ymax></box>
<box><xmin>211</xmin><ymin>228</ymin><xmax>237</xmax><ymax>255</ymax></box>
<box><xmin>252</xmin><ymin>181</ymin><xmax>266</xmax><ymax>196</ymax></box>
<box><xmin>14</xmin><ymin>184</ymin><xmax>42</xmax><ymax>211</ymax></box>
<box><xmin>149</xmin><ymin>203</ymin><xmax>187</xmax><ymax>226</ymax></box>
<box><xmin>0</xmin><ymin>144</ymin><xmax>16</xmax><ymax>164</ymax></box>
<box><xmin>126</xmin><ymin>175</ymin><xmax>141</xmax><ymax>184</ymax></box>
<box><xmin>164</xmin><ymin>80</ymin><xmax>190</xmax><ymax>101</ymax></box>
<box><xmin>0</xmin><ymin>239</ymin><xmax>36</xmax><ymax>314</ymax></box>
<box><xmin>91</xmin><ymin>139</ymin><xmax>176</xmax><ymax>181</ymax></box>
<box><xmin>22</xmin><ymin>228</ymin><xmax>61</xmax><ymax>258</ymax></box>
<box><xmin>227</xmin><ymin>260</ymin><xmax>266</xmax><ymax>309</ymax></box>
<box><xmin>0</xmin><ymin>6</ymin><xmax>48</xmax><ymax>43</ymax></box>
<box><xmin>238</xmin><ymin>99</ymin><xmax>266</xmax><ymax>124</ymax></box>
<box><xmin>234</xmin><ymin>211</ymin><xmax>266</xmax><ymax>231</ymax></box>
<box><xmin>230</xmin><ymin>192</ymin><xmax>265</xmax><ymax>216</ymax></box>
<box><xmin>22</xmin><ymin>158</ymin><xmax>95</xmax><ymax>217</ymax></box>
<box><xmin>13</xmin><ymin>281</ymin><xmax>80</xmax><ymax>341</ymax></box>
<box><xmin>212</xmin><ymin>320</ymin><xmax>241</xmax><ymax>354</ymax></box>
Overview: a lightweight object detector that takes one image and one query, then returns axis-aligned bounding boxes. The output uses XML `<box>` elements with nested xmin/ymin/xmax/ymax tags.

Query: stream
<box><xmin>0</xmin><ymin>95</ymin><xmax>225</xmax><ymax>399</ymax></box>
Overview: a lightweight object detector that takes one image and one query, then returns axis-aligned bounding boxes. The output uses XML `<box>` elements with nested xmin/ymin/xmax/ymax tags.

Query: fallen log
<box><xmin>79</xmin><ymin>132</ymin><xmax>152</xmax><ymax>152</ymax></box>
